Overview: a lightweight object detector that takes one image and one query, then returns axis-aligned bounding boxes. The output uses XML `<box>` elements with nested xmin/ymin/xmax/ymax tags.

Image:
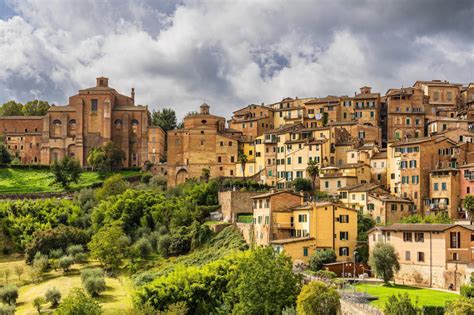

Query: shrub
<box><xmin>297</xmin><ymin>281</ymin><xmax>340</xmax><ymax>315</ymax></box>
<box><xmin>75</xmin><ymin>252</ymin><xmax>88</xmax><ymax>264</ymax></box>
<box><xmin>66</xmin><ymin>244</ymin><xmax>84</xmax><ymax>256</ymax></box>
<box><xmin>0</xmin><ymin>303</ymin><xmax>15</xmax><ymax>315</ymax></box>
<box><xmin>33</xmin><ymin>296</ymin><xmax>45</xmax><ymax>314</ymax></box>
<box><xmin>84</xmin><ymin>276</ymin><xmax>106</xmax><ymax>297</ymax></box>
<box><xmin>55</xmin><ymin>288</ymin><xmax>102</xmax><ymax>315</ymax></box>
<box><xmin>445</xmin><ymin>297</ymin><xmax>474</xmax><ymax>314</ymax></box>
<box><xmin>312</xmin><ymin>270</ymin><xmax>337</xmax><ymax>281</ymax></box>
<box><xmin>133</xmin><ymin>237</ymin><xmax>153</xmax><ymax>258</ymax></box>
<box><xmin>49</xmin><ymin>248</ymin><xmax>64</xmax><ymax>259</ymax></box>
<box><xmin>421</xmin><ymin>305</ymin><xmax>445</xmax><ymax>315</ymax></box>
<box><xmin>0</xmin><ymin>285</ymin><xmax>18</xmax><ymax>305</ymax></box>
<box><xmin>45</xmin><ymin>287</ymin><xmax>61</xmax><ymax>308</ymax></box>
<box><xmin>309</xmin><ymin>249</ymin><xmax>337</xmax><ymax>271</ymax></box>
<box><xmin>32</xmin><ymin>252</ymin><xmax>49</xmax><ymax>272</ymax></box>
<box><xmin>168</xmin><ymin>230</ymin><xmax>191</xmax><ymax>256</ymax></box>
<box><xmin>384</xmin><ymin>293</ymin><xmax>419</xmax><ymax>315</ymax></box>
<box><xmin>461</xmin><ymin>285</ymin><xmax>474</xmax><ymax>298</ymax></box>
<box><xmin>81</xmin><ymin>268</ymin><xmax>106</xmax><ymax>297</ymax></box>
<box><xmin>58</xmin><ymin>255</ymin><xmax>74</xmax><ymax>272</ymax></box>
<box><xmin>140</xmin><ymin>173</ymin><xmax>153</xmax><ymax>184</ymax></box>
<box><xmin>292</xmin><ymin>178</ymin><xmax>312</xmax><ymax>192</ymax></box>
<box><xmin>157</xmin><ymin>234</ymin><xmax>171</xmax><ymax>257</ymax></box>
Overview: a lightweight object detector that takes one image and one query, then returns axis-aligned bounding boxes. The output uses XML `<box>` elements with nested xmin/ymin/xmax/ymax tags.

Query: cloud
<box><xmin>0</xmin><ymin>0</ymin><xmax>473</xmax><ymax>119</ymax></box>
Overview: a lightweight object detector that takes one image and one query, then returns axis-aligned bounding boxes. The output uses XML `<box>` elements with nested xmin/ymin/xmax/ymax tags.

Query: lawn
<box><xmin>0</xmin><ymin>255</ymin><xmax>134</xmax><ymax>315</ymax></box>
<box><xmin>355</xmin><ymin>283</ymin><xmax>459</xmax><ymax>309</ymax></box>
<box><xmin>0</xmin><ymin>168</ymin><xmax>140</xmax><ymax>194</ymax></box>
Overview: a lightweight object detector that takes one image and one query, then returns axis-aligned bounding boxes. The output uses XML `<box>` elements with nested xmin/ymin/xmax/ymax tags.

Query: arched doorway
<box><xmin>176</xmin><ymin>169</ymin><xmax>189</xmax><ymax>185</ymax></box>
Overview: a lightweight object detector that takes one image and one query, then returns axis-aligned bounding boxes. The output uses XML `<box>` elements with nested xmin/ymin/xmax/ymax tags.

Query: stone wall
<box><xmin>235</xmin><ymin>222</ymin><xmax>254</xmax><ymax>244</ymax></box>
<box><xmin>218</xmin><ymin>190</ymin><xmax>263</xmax><ymax>222</ymax></box>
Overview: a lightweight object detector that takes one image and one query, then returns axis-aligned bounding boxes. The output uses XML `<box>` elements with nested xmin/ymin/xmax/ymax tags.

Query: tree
<box><xmin>151</xmin><ymin>108</ymin><xmax>177</xmax><ymax>131</ymax></box>
<box><xmin>81</xmin><ymin>268</ymin><xmax>106</xmax><ymax>297</ymax></box>
<box><xmin>369</xmin><ymin>242</ymin><xmax>400</xmax><ymax>284</ymax></box>
<box><xmin>45</xmin><ymin>287</ymin><xmax>61</xmax><ymax>308</ymax></box>
<box><xmin>87</xmin><ymin>142</ymin><xmax>125</xmax><ymax>175</ymax></box>
<box><xmin>465</xmin><ymin>195</ymin><xmax>474</xmax><ymax>222</ymax></box>
<box><xmin>384</xmin><ymin>293</ymin><xmax>419</xmax><ymax>315</ymax></box>
<box><xmin>292</xmin><ymin>178</ymin><xmax>312</xmax><ymax>192</ymax></box>
<box><xmin>0</xmin><ymin>144</ymin><xmax>11</xmax><ymax>165</ymax></box>
<box><xmin>309</xmin><ymin>249</ymin><xmax>337</xmax><ymax>271</ymax></box>
<box><xmin>238</xmin><ymin>151</ymin><xmax>248</xmax><ymax>180</ymax></box>
<box><xmin>22</xmin><ymin>100</ymin><xmax>50</xmax><ymax>116</ymax></box>
<box><xmin>96</xmin><ymin>174</ymin><xmax>127</xmax><ymax>200</ymax></box>
<box><xmin>58</xmin><ymin>255</ymin><xmax>74</xmax><ymax>272</ymax></box>
<box><xmin>201</xmin><ymin>168</ymin><xmax>210</xmax><ymax>183</ymax></box>
<box><xmin>445</xmin><ymin>297</ymin><xmax>474</xmax><ymax>315</ymax></box>
<box><xmin>0</xmin><ymin>285</ymin><xmax>18</xmax><ymax>305</ymax></box>
<box><xmin>357</xmin><ymin>213</ymin><xmax>375</xmax><ymax>263</ymax></box>
<box><xmin>0</xmin><ymin>101</ymin><xmax>23</xmax><ymax>116</ymax></box>
<box><xmin>133</xmin><ymin>237</ymin><xmax>153</xmax><ymax>258</ymax></box>
<box><xmin>296</xmin><ymin>281</ymin><xmax>340</xmax><ymax>315</ymax></box>
<box><xmin>33</xmin><ymin>296</ymin><xmax>45</xmax><ymax>314</ymax></box>
<box><xmin>225</xmin><ymin>247</ymin><xmax>301</xmax><ymax>313</ymax></box>
<box><xmin>88</xmin><ymin>225</ymin><xmax>129</xmax><ymax>272</ymax></box>
<box><xmin>306</xmin><ymin>159</ymin><xmax>319</xmax><ymax>190</ymax></box>
<box><xmin>13</xmin><ymin>265</ymin><xmax>23</xmax><ymax>282</ymax></box>
<box><xmin>55</xmin><ymin>288</ymin><xmax>102</xmax><ymax>315</ymax></box>
<box><xmin>1</xmin><ymin>268</ymin><xmax>10</xmax><ymax>284</ymax></box>
<box><xmin>51</xmin><ymin>156</ymin><xmax>82</xmax><ymax>188</ymax></box>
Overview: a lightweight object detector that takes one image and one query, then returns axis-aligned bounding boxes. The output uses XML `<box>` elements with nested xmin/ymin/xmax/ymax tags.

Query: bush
<box><xmin>25</xmin><ymin>225</ymin><xmax>89</xmax><ymax>264</ymax></box>
<box><xmin>33</xmin><ymin>296</ymin><xmax>45</xmax><ymax>314</ymax></box>
<box><xmin>168</xmin><ymin>229</ymin><xmax>191</xmax><ymax>256</ymax></box>
<box><xmin>461</xmin><ymin>285</ymin><xmax>474</xmax><ymax>298</ymax></box>
<box><xmin>75</xmin><ymin>252</ymin><xmax>88</xmax><ymax>264</ymax></box>
<box><xmin>421</xmin><ymin>305</ymin><xmax>445</xmax><ymax>315</ymax></box>
<box><xmin>296</xmin><ymin>281</ymin><xmax>340</xmax><ymax>315</ymax></box>
<box><xmin>157</xmin><ymin>235</ymin><xmax>171</xmax><ymax>257</ymax></box>
<box><xmin>384</xmin><ymin>293</ymin><xmax>419</xmax><ymax>315</ymax></box>
<box><xmin>32</xmin><ymin>252</ymin><xmax>49</xmax><ymax>272</ymax></box>
<box><xmin>292</xmin><ymin>178</ymin><xmax>312</xmax><ymax>192</ymax></box>
<box><xmin>133</xmin><ymin>237</ymin><xmax>153</xmax><ymax>258</ymax></box>
<box><xmin>49</xmin><ymin>248</ymin><xmax>64</xmax><ymax>259</ymax></box>
<box><xmin>309</xmin><ymin>249</ymin><xmax>337</xmax><ymax>271</ymax></box>
<box><xmin>66</xmin><ymin>244</ymin><xmax>84</xmax><ymax>256</ymax></box>
<box><xmin>140</xmin><ymin>173</ymin><xmax>153</xmax><ymax>184</ymax></box>
<box><xmin>96</xmin><ymin>174</ymin><xmax>127</xmax><ymax>199</ymax></box>
<box><xmin>312</xmin><ymin>270</ymin><xmax>337</xmax><ymax>281</ymax></box>
<box><xmin>55</xmin><ymin>288</ymin><xmax>102</xmax><ymax>315</ymax></box>
<box><xmin>445</xmin><ymin>297</ymin><xmax>474</xmax><ymax>314</ymax></box>
<box><xmin>0</xmin><ymin>303</ymin><xmax>15</xmax><ymax>315</ymax></box>
<box><xmin>84</xmin><ymin>276</ymin><xmax>106</xmax><ymax>297</ymax></box>
<box><xmin>0</xmin><ymin>285</ymin><xmax>18</xmax><ymax>305</ymax></box>
<box><xmin>58</xmin><ymin>255</ymin><xmax>74</xmax><ymax>272</ymax></box>
<box><xmin>45</xmin><ymin>287</ymin><xmax>61</xmax><ymax>308</ymax></box>
<box><xmin>81</xmin><ymin>268</ymin><xmax>106</xmax><ymax>297</ymax></box>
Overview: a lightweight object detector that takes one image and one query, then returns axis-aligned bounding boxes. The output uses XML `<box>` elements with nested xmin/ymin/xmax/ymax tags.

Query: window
<box><xmin>403</xmin><ymin>232</ymin><xmax>412</xmax><ymax>242</ymax></box>
<box><xmin>230</xmin><ymin>156</ymin><xmax>235</xmax><ymax>163</ymax></box>
<box><xmin>220</xmin><ymin>141</ymin><xmax>223</xmax><ymax>146</ymax></box>
<box><xmin>453</xmin><ymin>252</ymin><xmax>459</xmax><ymax>261</ymax></box>
<box><xmin>434</xmin><ymin>91</ymin><xmax>439</xmax><ymax>101</ymax></box>
<box><xmin>298</xmin><ymin>214</ymin><xmax>307</xmax><ymax>223</ymax></box>
<box><xmin>447</xmin><ymin>91</ymin><xmax>452</xmax><ymax>101</ymax></box>
<box><xmin>450</xmin><ymin>232</ymin><xmax>461</xmax><ymax>248</ymax></box>
<box><xmin>405</xmin><ymin>251</ymin><xmax>411</xmax><ymax>261</ymax></box>
<box><xmin>417</xmin><ymin>252</ymin><xmax>425</xmax><ymax>262</ymax></box>
<box><xmin>415</xmin><ymin>232</ymin><xmax>424</xmax><ymax>242</ymax></box>
<box><xmin>303</xmin><ymin>247</ymin><xmax>309</xmax><ymax>257</ymax></box>
<box><xmin>434</xmin><ymin>183</ymin><xmax>439</xmax><ymax>191</ymax></box>
<box><xmin>337</xmin><ymin>180</ymin><xmax>341</xmax><ymax>188</ymax></box>
<box><xmin>52</xmin><ymin>119</ymin><xmax>61</xmax><ymax>125</ymax></box>
<box><xmin>339</xmin><ymin>215</ymin><xmax>349</xmax><ymax>223</ymax></box>
<box><xmin>287</xmin><ymin>157</ymin><xmax>291</xmax><ymax>165</ymax></box>
<box><xmin>324</xmin><ymin>181</ymin><xmax>329</xmax><ymax>189</ymax></box>
<box><xmin>91</xmin><ymin>99</ymin><xmax>98</xmax><ymax>112</ymax></box>
<box><xmin>339</xmin><ymin>247</ymin><xmax>349</xmax><ymax>256</ymax></box>
<box><xmin>218</xmin><ymin>156</ymin><xmax>222</xmax><ymax>163</ymax></box>
<box><xmin>229</xmin><ymin>141</ymin><xmax>233</xmax><ymax>146</ymax></box>
<box><xmin>340</xmin><ymin>231</ymin><xmax>349</xmax><ymax>240</ymax></box>
<box><xmin>298</xmin><ymin>157</ymin><xmax>302</xmax><ymax>164</ymax></box>
<box><xmin>265</xmin><ymin>216</ymin><xmax>269</xmax><ymax>224</ymax></box>
<box><xmin>442</xmin><ymin>183</ymin><xmax>447</xmax><ymax>190</ymax></box>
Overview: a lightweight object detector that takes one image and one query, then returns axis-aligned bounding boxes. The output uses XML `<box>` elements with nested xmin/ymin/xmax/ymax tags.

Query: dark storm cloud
<box><xmin>0</xmin><ymin>0</ymin><xmax>472</xmax><ymax>118</ymax></box>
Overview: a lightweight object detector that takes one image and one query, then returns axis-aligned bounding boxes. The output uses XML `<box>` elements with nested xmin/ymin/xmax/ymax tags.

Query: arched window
<box><xmin>131</xmin><ymin>119</ymin><xmax>139</xmax><ymax>126</ymax></box>
<box><xmin>69</xmin><ymin>119</ymin><xmax>76</xmax><ymax>125</ymax></box>
<box><xmin>114</xmin><ymin>119</ymin><xmax>123</xmax><ymax>125</ymax></box>
<box><xmin>52</xmin><ymin>119</ymin><xmax>62</xmax><ymax>125</ymax></box>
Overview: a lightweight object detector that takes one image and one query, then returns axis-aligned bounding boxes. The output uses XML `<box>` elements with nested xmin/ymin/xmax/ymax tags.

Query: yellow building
<box><xmin>319</xmin><ymin>163</ymin><xmax>372</xmax><ymax>194</ymax></box>
<box><xmin>270</xmin><ymin>202</ymin><xmax>358</xmax><ymax>264</ymax></box>
<box><xmin>338</xmin><ymin>183</ymin><xmax>383</xmax><ymax>213</ymax></box>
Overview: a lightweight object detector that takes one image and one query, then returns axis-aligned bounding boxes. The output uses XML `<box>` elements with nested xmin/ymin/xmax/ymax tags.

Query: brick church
<box><xmin>0</xmin><ymin>77</ymin><xmax>165</xmax><ymax>167</ymax></box>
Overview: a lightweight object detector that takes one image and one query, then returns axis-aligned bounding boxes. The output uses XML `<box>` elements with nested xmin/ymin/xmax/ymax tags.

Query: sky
<box><xmin>0</xmin><ymin>0</ymin><xmax>473</xmax><ymax>119</ymax></box>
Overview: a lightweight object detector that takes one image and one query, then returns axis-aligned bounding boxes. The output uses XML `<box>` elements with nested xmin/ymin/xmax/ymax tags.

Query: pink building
<box><xmin>459</xmin><ymin>163</ymin><xmax>474</xmax><ymax>214</ymax></box>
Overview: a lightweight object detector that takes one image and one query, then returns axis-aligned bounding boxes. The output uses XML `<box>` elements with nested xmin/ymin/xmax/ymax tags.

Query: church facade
<box><xmin>0</xmin><ymin>77</ymin><xmax>165</xmax><ymax>167</ymax></box>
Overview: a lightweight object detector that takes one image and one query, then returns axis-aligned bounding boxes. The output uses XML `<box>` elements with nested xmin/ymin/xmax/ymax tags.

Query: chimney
<box><xmin>131</xmin><ymin>88</ymin><xmax>135</xmax><ymax>104</ymax></box>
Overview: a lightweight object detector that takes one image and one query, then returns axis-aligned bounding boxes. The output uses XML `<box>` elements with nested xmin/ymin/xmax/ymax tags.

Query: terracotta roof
<box><xmin>339</xmin><ymin>183</ymin><xmax>380</xmax><ymax>192</ymax></box>
<box><xmin>371</xmin><ymin>151</ymin><xmax>387</xmax><ymax>159</ymax></box>
<box><xmin>322</xmin><ymin>162</ymin><xmax>366</xmax><ymax>169</ymax></box>
<box><xmin>368</xmin><ymin>193</ymin><xmax>413</xmax><ymax>203</ymax></box>
<box><xmin>459</xmin><ymin>163</ymin><xmax>474</xmax><ymax>169</ymax></box>
<box><xmin>371</xmin><ymin>223</ymin><xmax>456</xmax><ymax>233</ymax></box>
<box><xmin>250</xmin><ymin>190</ymin><xmax>301</xmax><ymax>199</ymax></box>
<box><xmin>270</xmin><ymin>237</ymin><xmax>314</xmax><ymax>245</ymax></box>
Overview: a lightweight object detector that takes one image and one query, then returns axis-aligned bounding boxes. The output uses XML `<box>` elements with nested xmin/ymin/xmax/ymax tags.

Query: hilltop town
<box><xmin>1</xmin><ymin>77</ymin><xmax>474</xmax><ymax>313</ymax></box>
